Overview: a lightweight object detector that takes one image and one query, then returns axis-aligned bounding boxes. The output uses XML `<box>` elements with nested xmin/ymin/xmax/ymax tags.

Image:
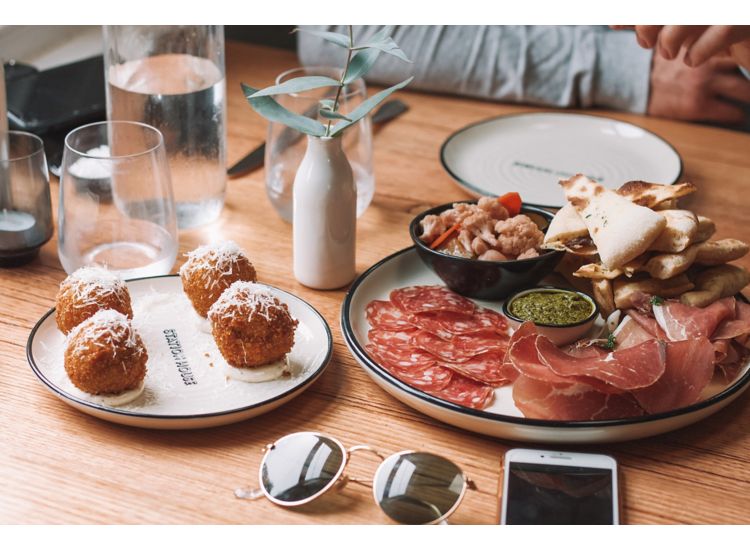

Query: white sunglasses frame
<box><xmin>252</xmin><ymin>431</ymin><xmax>475</xmax><ymax>524</ymax></box>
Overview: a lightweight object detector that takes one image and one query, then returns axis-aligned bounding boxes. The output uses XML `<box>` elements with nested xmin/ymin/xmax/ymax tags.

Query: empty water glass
<box><xmin>58</xmin><ymin>121</ymin><xmax>178</xmax><ymax>278</ymax></box>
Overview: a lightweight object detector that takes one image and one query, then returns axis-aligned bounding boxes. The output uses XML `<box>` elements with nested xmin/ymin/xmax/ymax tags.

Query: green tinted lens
<box><xmin>260</xmin><ymin>433</ymin><xmax>345</xmax><ymax>505</ymax></box>
<box><xmin>374</xmin><ymin>452</ymin><xmax>465</xmax><ymax>524</ymax></box>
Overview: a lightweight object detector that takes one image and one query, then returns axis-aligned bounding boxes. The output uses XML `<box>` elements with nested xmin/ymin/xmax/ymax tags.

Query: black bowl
<box><xmin>409</xmin><ymin>201</ymin><xmax>564</xmax><ymax>300</ymax></box>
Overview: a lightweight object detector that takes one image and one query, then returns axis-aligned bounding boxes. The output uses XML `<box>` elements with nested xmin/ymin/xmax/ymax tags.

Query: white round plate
<box><xmin>27</xmin><ymin>275</ymin><xmax>332</xmax><ymax>429</ymax></box>
<box><xmin>440</xmin><ymin>112</ymin><xmax>682</xmax><ymax>208</ymax></box>
<box><xmin>341</xmin><ymin>247</ymin><xmax>750</xmax><ymax>444</ymax></box>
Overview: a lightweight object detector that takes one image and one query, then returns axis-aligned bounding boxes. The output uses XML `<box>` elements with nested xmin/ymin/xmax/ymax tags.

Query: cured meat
<box><xmin>411</xmin><ymin>330</ymin><xmax>508</xmax><ymax>362</ymax></box>
<box><xmin>508</xmin><ymin>332</ymin><xmax>624</xmax><ymax>394</ymax></box>
<box><xmin>366</xmin><ymin>344</ymin><xmax>453</xmax><ymax>391</ymax></box>
<box><xmin>368</xmin><ymin>328</ymin><xmax>417</xmax><ymax>348</ymax></box>
<box><xmin>512</xmin><ymin>375</ymin><xmax>644</xmax><ymax>421</ymax></box>
<box><xmin>712</xmin><ymin>301</ymin><xmax>750</xmax><ymax>341</ymax></box>
<box><xmin>409</xmin><ymin>307</ymin><xmax>508</xmax><ymax>340</ymax></box>
<box><xmin>625</xmin><ymin>309</ymin><xmax>667</xmax><ymax>340</ymax></box>
<box><xmin>438</xmin><ymin>351</ymin><xmax>513</xmax><ymax>386</ymax></box>
<box><xmin>536</xmin><ymin>337</ymin><xmax>666</xmax><ymax>390</ymax></box>
<box><xmin>426</xmin><ymin>374</ymin><xmax>495</xmax><ymax>409</ymax></box>
<box><xmin>613</xmin><ymin>315</ymin><xmax>654</xmax><ymax>348</ymax></box>
<box><xmin>390</xmin><ymin>285</ymin><xmax>475</xmax><ymax>316</ymax></box>
<box><xmin>653</xmin><ymin>297</ymin><xmax>735</xmax><ymax>341</ymax></box>
<box><xmin>365</xmin><ymin>300</ymin><xmax>414</xmax><ymax>331</ymax></box>
<box><xmin>632</xmin><ymin>338</ymin><xmax>716</xmax><ymax>414</ymax></box>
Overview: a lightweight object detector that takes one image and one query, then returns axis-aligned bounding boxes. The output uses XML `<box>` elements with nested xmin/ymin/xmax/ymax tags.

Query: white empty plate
<box><xmin>440</xmin><ymin>112</ymin><xmax>682</xmax><ymax>208</ymax></box>
<box><xmin>27</xmin><ymin>275</ymin><xmax>332</xmax><ymax>429</ymax></box>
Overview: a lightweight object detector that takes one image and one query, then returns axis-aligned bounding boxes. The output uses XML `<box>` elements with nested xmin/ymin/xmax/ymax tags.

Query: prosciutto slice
<box><xmin>512</xmin><ymin>376</ymin><xmax>645</xmax><ymax>421</ymax></box>
<box><xmin>653</xmin><ymin>297</ymin><xmax>735</xmax><ymax>341</ymax></box>
<box><xmin>536</xmin><ymin>337</ymin><xmax>666</xmax><ymax>390</ymax></box>
<box><xmin>632</xmin><ymin>338</ymin><xmax>715</xmax><ymax>413</ymax></box>
<box><xmin>625</xmin><ymin>309</ymin><xmax>667</xmax><ymax>340</ymax></box>
<box><xmin>613</xmin><ymin>315</ymin><xmax>654</xmax><ymax>348</ymax></box>
<box><xmin>712</xmin><ymin>301</ymin><xmax>750</xmax><ymax>342</ymax></box>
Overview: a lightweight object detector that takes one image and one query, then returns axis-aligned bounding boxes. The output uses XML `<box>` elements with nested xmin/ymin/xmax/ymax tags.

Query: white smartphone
<box><xmin>500</xmin><ymin>448</ymin><xmax>620</xmax><ymax>525</ymax></box>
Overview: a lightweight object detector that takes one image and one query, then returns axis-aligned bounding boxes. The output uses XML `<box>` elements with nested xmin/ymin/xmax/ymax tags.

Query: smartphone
<box><xmin>500</xmin><ymin>448</ymin><xmax>619</xmax><ymax>525</ymax></box>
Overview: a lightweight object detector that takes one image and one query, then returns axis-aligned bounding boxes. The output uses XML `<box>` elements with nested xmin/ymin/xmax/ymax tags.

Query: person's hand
<box><xmin>634</xmin><ymin>25</ymin><xmax>750</xmax><ymax>70</ymax></box>
<box><xmin>647</xmin><ymin>49</ymin><xmax>750</xmax><ymax>124</ymax></box>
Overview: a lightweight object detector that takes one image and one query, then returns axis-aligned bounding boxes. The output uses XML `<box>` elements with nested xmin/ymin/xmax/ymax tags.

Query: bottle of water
<box><xmin>103</xmin><ymin>26</ymin><xmax>227</xmax><ymax>229</ymax></box>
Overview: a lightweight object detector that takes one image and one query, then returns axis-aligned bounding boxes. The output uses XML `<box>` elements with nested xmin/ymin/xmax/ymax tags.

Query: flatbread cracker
<box><xmin>613</xmin><ymin>274</ymin><xmax>694</xmax><ymax>309</ymax></box>
<box><xmin>617</xmin><ymin>181</ymin><xmax>696</xmax><ymax>208</ymax></box>
<box><xmin>561</xmin><ymin>174</ymin><xmax>666</xmax><ymax>269</ymax></box>
<box><xmin>649</xmin><ymin>209</ymin><xmax>698</xmax><ymax>253</ymax></box>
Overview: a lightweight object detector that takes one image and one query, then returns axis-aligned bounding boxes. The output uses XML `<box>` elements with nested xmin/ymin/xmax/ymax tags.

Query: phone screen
<box><xmin>505</xmin><ymin>461</ymin><xmax>614</xmax><ymax>525</ymax></box>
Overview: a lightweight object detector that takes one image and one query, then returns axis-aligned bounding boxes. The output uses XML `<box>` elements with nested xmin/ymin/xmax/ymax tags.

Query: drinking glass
<box><xmin>0</xmin><ymin>131</ymin><xmax>53</xmax><ymax>266</ymax></box>
<box><xmin>58</xmin><ymin>121</ymin><xmax>178</xmax><ymax>278</ymax></box>
<box><xmin>103</xmin><ymin>25</ymin><xmax>227</xmax><ymax>229</ymax></box>
<box><xmin>265</xmin><ymin>66</ymin><xmax>374</xmax><ymax>222</ymax></box>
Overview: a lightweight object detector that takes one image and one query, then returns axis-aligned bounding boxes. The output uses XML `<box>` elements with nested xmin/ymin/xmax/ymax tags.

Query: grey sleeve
<box><xmin>297</xmin><ymin>26</ymin><xmax>654</xmax><ymax>114</ymax></box>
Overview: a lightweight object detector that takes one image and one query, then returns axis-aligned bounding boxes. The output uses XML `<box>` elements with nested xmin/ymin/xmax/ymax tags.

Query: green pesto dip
<box><xmin>509</xmin><ymin>290</ymin><xmax>594</xmax><ymax>326</ymax></box>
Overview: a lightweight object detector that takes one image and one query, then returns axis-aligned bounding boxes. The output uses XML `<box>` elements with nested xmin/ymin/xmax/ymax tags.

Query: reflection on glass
<box><xmin>374</xmin><ymin>452</ymin><xmax>463</xmax><ymax>524</ymax></box>
<box><xmin>505</xmin><ymin>462</ymin><xmax>613</xmax><ymax>525</ymax></box>
<box><xmin>261</xmin><ymin>433</ymin><xmax>344</xmax><ymax>504</ymax></box>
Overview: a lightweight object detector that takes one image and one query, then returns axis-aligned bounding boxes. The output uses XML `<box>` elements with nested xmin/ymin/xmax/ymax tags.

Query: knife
<box><xmin>227</xmin><ymin>98</ymin><xmax>409</xmax><ymax>178</ymax></box>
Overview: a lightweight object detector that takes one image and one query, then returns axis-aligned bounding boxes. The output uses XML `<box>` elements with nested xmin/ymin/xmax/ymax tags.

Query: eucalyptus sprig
<box><xmin>242</xmin><ymin>25</ymin><xmax>413</xmax><ymax>138</ymax></box>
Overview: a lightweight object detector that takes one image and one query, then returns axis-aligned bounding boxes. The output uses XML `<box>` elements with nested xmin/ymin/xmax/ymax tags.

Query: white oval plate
<box><xmin>341</xmin><ymin>248</ymin><xmax>750</xmax><ymax>444</ymax></box>
<box><xmin>440</xmin><ymin>112</ymin><xmax>682</xmax><ymax>208</ymax></box>
<box><xmin>27</xmin><ymin>275</ymin><xmax>332</xmax><ymax>429</ymax></box>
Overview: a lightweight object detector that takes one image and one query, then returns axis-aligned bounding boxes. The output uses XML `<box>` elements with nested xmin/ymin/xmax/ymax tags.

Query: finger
<box><xmin>658</xmin><ymin>26</ymin><xmax>706</xmax><ymax>59</ymax></box>
<box><xmin>686</xmin><ymin>25</ymin><xmax>750</xmax><ymax>67</ymax></box>
<box><xmin>711</xmin><ymin>74</ymin><xmax>750</xmax><ymax>103</ymax></box>
<box><xmin>702</xmin><ymin>98</ymin><xmax>745</xmax><ymax>125</ymax></box>
<box><xmin>635</xmin><ymin>25</ymin><xmax>664</xmax><ymax>48</ymax></box>
<box><xmin>610</xmin><ymin>25</ymin><xmax>635</xmax><ymax>31</ymax></box>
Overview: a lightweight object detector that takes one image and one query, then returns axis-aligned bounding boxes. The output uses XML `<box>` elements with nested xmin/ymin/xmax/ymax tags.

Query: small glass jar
<box><xmin>265</xmin><ymin>66</ymin><xmax>374</xmax><ymax>223</ymax></box>
<box><xmin>0</xmin><ymin>131</ymin><xmax>53</xmax><ymax>266</ymax></box>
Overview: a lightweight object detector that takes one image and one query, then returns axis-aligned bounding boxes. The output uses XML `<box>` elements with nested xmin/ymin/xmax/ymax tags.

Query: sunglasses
<box><xmin>234</xmin><ymin>431</ymin><xmax>477</xmax><ymax>524</ymax></box>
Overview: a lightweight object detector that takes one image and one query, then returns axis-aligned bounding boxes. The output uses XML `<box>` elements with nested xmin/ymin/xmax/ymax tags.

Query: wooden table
<box><xmin>2</xmin><ymin>41</ymin><xmax>750</xmax><ymax>525</ymax></box>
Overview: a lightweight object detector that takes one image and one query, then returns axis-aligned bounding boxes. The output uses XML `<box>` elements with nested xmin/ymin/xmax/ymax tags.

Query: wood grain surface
<box><xmin>2</xmin><ymin>41</ymin><xmax>750</xmax><ymax>525</ymax></box>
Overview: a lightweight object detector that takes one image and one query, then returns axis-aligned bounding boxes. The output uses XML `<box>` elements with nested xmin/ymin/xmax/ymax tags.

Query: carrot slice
<box><xmin>429</xmin><ymin>222</ymin><xmax>461</xmax><ymax>250</ymax></box>
<box><xmin>498</xmin><ymin>192</ymin><xmax>522</xmax><ymax>216</ymax></box>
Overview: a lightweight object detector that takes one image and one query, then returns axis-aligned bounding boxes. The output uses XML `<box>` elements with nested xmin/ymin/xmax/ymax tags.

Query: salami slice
<box><xmin>438</xmin><ymin>351</ymin><xmax>512</xmax><ymax>386</ymax></box>
<box><xmin>390</xmin><ymin>285</ymin><xmax>475</xmax><ymax>316</ymax></box>
<box><xmin>368</xmin><ymin>328</ymin><xmax>418</xmax><ymax>348</ymax></box>
<box><xmin>365</xmin><ymin>344</ymin><xmax>452</xmax><ymax>391</ymax></box>
<box><xmin>409</xmin><ymin>307</ymin><xmax>508</xmax><ymax>339</ymax></box>
<box><xmin>411</xmin><ymin>330</ymin><xmax>508</xmax><ymax>362</ymax></box>
<box><xmin>366</xmin><ymin>333</ymin><xmax>437</xmax><ymax>370</ymax></box>
<box><xmin>366</xmin><ymin>300</ymin><xmax>415</xmax><ymax>331</ymax></box>
<box><xmin>426</xmin><ymin>374</ymin><xmax>495</xmax><ymax>409</ymax></box>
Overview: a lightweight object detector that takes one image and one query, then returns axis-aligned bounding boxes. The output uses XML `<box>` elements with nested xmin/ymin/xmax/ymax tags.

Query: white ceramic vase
<box><xmin>293</xmin><ymin>134</ymin><xmax>357</xmax><ymax>289</ymax></box>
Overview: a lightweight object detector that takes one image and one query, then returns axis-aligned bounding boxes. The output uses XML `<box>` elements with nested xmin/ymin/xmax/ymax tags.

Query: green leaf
<box><xmin>330</xmin><ymin>76</ymin><xmax>413</xmax><ymax>136</ymax></box>
<box><xmin>319</xmin><ymin>108</ymin><xmax>352</xmax><ymax>122</ymax></box>
<box><xmin>343</xmin><ymin>26</ymin><xmax>394</xmax><ymax>84</ymax></box>
<box><xmin>292</xmin><ymin>28</ymin><xmax>351</xmax><ymax>48</ymax></box>
<box><xmin>244</xmin><ymin>76</ymin><xmax>341</xmax><ymax>98</ymax></box>
<box><xmin>353</xmin><ymin>36</ymin><xmax>411</xmax><ymax>63</ymax></box>
<box><xmin>318</xmin><ymin>98</ymin><xmax>336</xmax><ymax>111</ymax></box>
<box><xmin>241</xmin><ymin>83</ymin><xmax>326</xmax><ymax>137</ymax></box>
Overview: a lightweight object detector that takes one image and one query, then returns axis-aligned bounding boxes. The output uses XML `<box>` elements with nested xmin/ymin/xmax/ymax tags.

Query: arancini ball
<box><xmin>208</xmin><ymin>281</ymin><xmax>298</xmax><ymax>369</ymax></box>
<box><xmin>64</xmin><ymin>309</ymin><xmax>147</xmax><ymax>396</ymax></box>
<box><xmin>179</xmin><ymin>241</ymin><xmax>257</xmax><ymax>317</ymax></box>
<box><xmin>55</xmin><ymin>266</ymin><xmax>133</xmax><ymax>334</ymax></box>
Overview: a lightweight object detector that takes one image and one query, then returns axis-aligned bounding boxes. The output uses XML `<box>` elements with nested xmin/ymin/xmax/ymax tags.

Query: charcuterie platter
<box><xmin>342</xmin><ymin>184</ymin><xmax>750</xmax><ymax>443</ymax></box>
